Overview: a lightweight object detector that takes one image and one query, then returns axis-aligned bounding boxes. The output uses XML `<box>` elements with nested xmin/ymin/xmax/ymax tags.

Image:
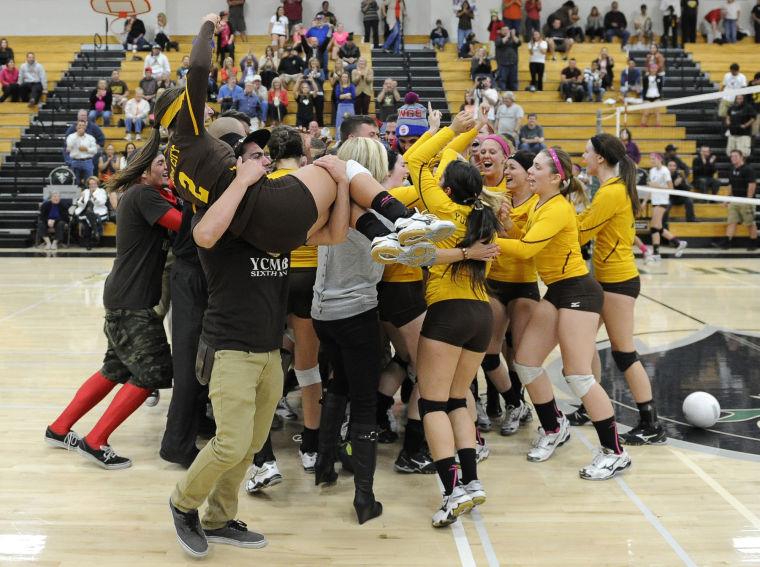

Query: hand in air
<box><xmin>451</xmin><ymin>110</ymin><xmax>475</xmax><ymax>134</ymax></box>
<box><xmin>427</xmin><ymin>102</ymin><xmax>442</xmax><ymax>132</ymax></box>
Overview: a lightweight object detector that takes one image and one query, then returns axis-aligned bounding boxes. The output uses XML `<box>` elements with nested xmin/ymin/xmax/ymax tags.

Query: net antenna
<box><xmin>90</xmin><ymin>0</ymin><xmax>152</xmax><ymax>44</ymax></box>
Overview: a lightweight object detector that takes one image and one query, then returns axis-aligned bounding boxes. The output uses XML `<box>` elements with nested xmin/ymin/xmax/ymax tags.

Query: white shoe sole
<box><xmin>169</xmin><ymin>499</ymin><xmax>209</xmax><ymax>558</ymax></box>
<box><xmin>579</xmin><ymin>457</ymin><xmax>632</xmax><ymax>481</ymax></box>
<box><xmin>76</xmin><ymin>445</ymin><xmax>132</xmax><ymax>470</ymax></box>
<box><xmin>526</xmin><ymin>429</ymin><xmax>571</xmax><ymax>462</ymax></box>
<box><xmin>397</xmin><ymin>221</ymin><xmax>456</xmax><ymax>246</ymax></box>
<box><xmin>205</xmin><ymin>534</ymin><xmax>268</xmax><ymax>549</ymax></box>
<box><xmin>371</xmin><ymin>242</ymin><xmax>400</xmax><ymax>264</ymax></box>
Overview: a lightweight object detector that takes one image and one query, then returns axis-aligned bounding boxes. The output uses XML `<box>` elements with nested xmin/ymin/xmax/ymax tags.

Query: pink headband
<box><xmin>483</xmin><ymin>135</ymin><xmax>511</xmax><ymax>157</ymax></box>
<box><xmin>547</xmin><ymin>148</ymin><xmax>565</xmax><ymax>180</ymax></box>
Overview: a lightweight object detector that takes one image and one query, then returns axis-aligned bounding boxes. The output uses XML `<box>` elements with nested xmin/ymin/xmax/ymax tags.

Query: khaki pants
<box><xmin>726</xmin><ymin>135</ymin><xmax>751</xmax><ymax>158</ymax></box>
<box><xmin>171</xmin><ymin>349</ymin><xmax>282</xmax><ymax>529</ymax></box>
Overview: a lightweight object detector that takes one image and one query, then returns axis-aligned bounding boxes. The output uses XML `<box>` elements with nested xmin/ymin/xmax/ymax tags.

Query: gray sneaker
<box><xmin>500</xmin><ymin>402</ymin><xmax>530</xmax><ymax>436</ymax></box>
<box><xmin>169</xmin><ymin>498</ymin><xmax>208</xmax><ymax>558</ymax></box>
<box><xmin>204</xmin><ymin>519</ymin><xmax>267</xmax><ymax>549</ymax></box>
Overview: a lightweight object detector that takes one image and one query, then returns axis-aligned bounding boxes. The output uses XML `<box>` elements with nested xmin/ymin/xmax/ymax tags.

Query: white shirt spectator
<box><xmin>528</xmin><ymin>40</ymin><xmax>547</xmax><ymax>64</ymax></box>
<box><xmin>66</xmin><ymin>131</ymin><xmax>98</xmax><ymax>160</ymax></box>
<box><xmin>475</xmin><ymin>86</ymin><xmax>498</xmax><ymax>120</ymax></box>
<box><xmin>495</xmin><ymin>101</ymin><xmax>524</xmax><ymax>136</ymax></box>
<box><xmin>724</xmin><ymin>2</ymin><xmax>740</xmax><ymax>19</ymax></box>
<box><xmin>125</xmin><ymin>97</ymin><xmax>150</xmax><ymax>120</ymax></box>
<box><xmin>722</xmin><ymin>71</ymin><xmax>747</xmax><ymax>102</ymax></box>
<box><xmin>18</xmin><ymin>60</ymin><xmax>47</xmax><ymax>86</ymax></box>
<box><xmin>75</xmin><ymin>187</ymin><xmax>108</xmax><ymax>217</ymax></box>
<box><xmin>270</xmin><ymin>15</ymin><xmax>289</xmax><ymax>36</ymax></box>
<box><xmin>647</xmin><ymin>165</ymin><xmax>672</xmax><ymax>205</ymax></box>
<box><xmin>144</xmin><ymin>51</ymin><xmax>171</xmax><ymax>77</ymax></box>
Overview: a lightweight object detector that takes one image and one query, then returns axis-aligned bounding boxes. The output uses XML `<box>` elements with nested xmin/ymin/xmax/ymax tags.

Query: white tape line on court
<box><xmin>435</xmin><ymin>476</ymin><xmax>477</xmax><ymax>567</ymax></box>
<box><xmin>469</xmin><ymin>507</ymin><xmax>500</xmax><ymax>567</ymax></box>
<box><xmin>0</xmin><ymin>281</ymin><xmax>82</xmax><ymax>324</ymax></box>
<box><xmin>575</xmin><ymin>430</ymin><xmax>699</xmax><ymax>567</ymax></box>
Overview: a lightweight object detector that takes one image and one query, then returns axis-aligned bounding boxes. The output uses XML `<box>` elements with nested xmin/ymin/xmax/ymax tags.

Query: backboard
<box><xmin>90</xmin><ymin>0</ymin><xmax>151</xmax><ymax>18</ymax></box>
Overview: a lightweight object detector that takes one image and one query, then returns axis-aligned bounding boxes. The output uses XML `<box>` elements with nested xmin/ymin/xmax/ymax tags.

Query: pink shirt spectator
<box><xmin>0</xmin><ymin>66</ymin><xmax>18</xmax><ymax>86</ymax></box>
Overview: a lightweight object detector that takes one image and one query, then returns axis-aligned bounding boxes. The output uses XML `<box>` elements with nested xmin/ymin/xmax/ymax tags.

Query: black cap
<box><xmin>665</xmin><ymin>144</ymin><xmax>677</xmax><ymax>151</ymax></box>
<box><xmin>234</xmin><ymin>129</ymin><xmax>271</xmax><ymax>157</ymax></box>
<box><xmin>347</xmin><ymin>32</ymin><xmax>354</xmax><ymax>41</ymax></box>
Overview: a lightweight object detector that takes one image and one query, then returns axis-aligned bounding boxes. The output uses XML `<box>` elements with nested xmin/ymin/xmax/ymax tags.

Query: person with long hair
<box><xmin>408</xmin><ymin>111</ymin><xmax>502</xmax><ymax>527</ymax></box>
<box><xmin>619</xmin><ymin>127</ymin><xmax>640</xmax><ymax>164</ymax></box>
<box><xmin>497</xmin><ymin>146</ymin><xmax>632</xmax><ymax>480</ymax></box>
<box><xmin>567</xmin><ymin>133</ymin><xmax>666</xmax><ymax>445</ymax></box>
<box><xmin>643</xmin><ymin>153</ymin><xmax>687</xmax><ymax>263</ymax></box>
<box><xmin>45</xmin><ymin>152</ymin><xmax>182</xmax><ymax>469</ymax></box>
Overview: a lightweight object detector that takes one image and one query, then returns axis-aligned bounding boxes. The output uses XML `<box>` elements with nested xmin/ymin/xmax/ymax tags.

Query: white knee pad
<box><xmin>565</xmin><ymin>374</ymin><xmax>595</xmax><ymax>399</ymax></box>
<box><xmin>295</xmin><ymin>365</ymin><xmax>322</xmax><ymax>388</ymax></box>
<box><xmin>512</xmin><ymin>361</ymin><xmax>544</xmax><ymax>385</ymax></box>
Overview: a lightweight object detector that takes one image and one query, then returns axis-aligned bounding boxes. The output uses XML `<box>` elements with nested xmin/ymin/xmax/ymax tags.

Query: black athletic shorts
<box><xmin>421</xmin><ymin>299</ymin><xmax>492</xmax><ymax>352</ymax></box>
<box><xmin>599</xmin><ymin>276</ymin><xmax>640</xmax><ymax>299</ymax></box>
<box><xmin>377</xmin><ymin>280</ymin><xmax>427</xmax><ymax>328</ymax></box>
<box><xmin>229</xmin><ymin>174</ymin><xmax>318</xmax><ymax>254</ymax></box>
<box><xmin>100</xmin><ymin>308</ymin><xmax>173</xmax><ymax>389</ymax></box>
<box><xmin>543</xmin><ymin>274</ymin><xmax>604</xmax><ymax>314</ymax></box>
<box><xmin>287</xmin><ymin>267</ymin><xmax>317</xmax><ymax>319</ymax></box>
<box><xmin>487</xmin><ymin>279</ymin><xmax>541</xmax><ymax>306</ymax></box>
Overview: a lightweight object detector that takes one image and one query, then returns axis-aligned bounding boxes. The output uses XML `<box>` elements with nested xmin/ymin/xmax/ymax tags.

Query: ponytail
<box><xmin>449</xmin><ymin>202</ymin><xmax>501</xmax><ymax>293</ymax></box>
<box><xmin>105</xmin><ymin>129</ymin><xmax>162</xmax><ymax>193</ymax></box>
<box><xmin>618</xmin><ymin>154</ymin><xmax>641</xmax><ymax>215</ymax></box>
<box><xmin>590</xmin><ymin>133</ymin><xmax>641</xmax><ymax>215</ymax></box>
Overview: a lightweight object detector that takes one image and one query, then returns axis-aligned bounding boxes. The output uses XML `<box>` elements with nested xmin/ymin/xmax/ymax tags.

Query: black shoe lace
<box><xmin>226</xmin><ymin>520</ymin><xmax>248</xmax><ymax>532</ymax></box>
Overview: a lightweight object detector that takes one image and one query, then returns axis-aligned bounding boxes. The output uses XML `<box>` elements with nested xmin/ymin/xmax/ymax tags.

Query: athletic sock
<box><xmin>253</xmin><ymin>434</ymin><xmax>275</xmax><ymax>467</ymax></box>
<box><xmin>593</xmin><ymin>416</ymin><xmax>623</xmax><ymax>454</ymax></box>
<box><xmin>376</xmin><ymin>392</ymin><xmax>395</xmax><ymax>425</ymax></box>
<box><xmin>670</xmin><ymin>238</ymin><xmax>682</xmax><ymax>248</ymax></box>
<box><xmin>636</xmin><ymin>400</ymin><xmax>659</xmax><ymax>427</ymax></box>
<box><xmin>457</xmin><ymin>448</ymin><xmax>478</xmax><ymax>484</ymax></box>
<box><xmin>500</xmin><ymin>385</ymin><xmax>522</xmax><ymax>408</ymax></box>
<box><xmin>370</xmin><ymin>191</ymin><xmax>413</xmax><ymax>223</ymax></box>
<box><xmin>653</xmin><ymin>244</ymin><xmax>660</xmax><ymax>254</ymax></box>
<box><xmin>84</xmin><ymin>382</ymin><xmax>151</xmax><ymax>448</ymax></box>
<box><xmin>508</xmin><ymin>370</ymin><xmax>525</xmax><ymax>402</ymax></box>
<box><xmin>49</xmin><ymin>371</ymin><xmax>117</xmax><ymax>435</ymax></box>
<box><xmin>533</xmin><ymin>399</ymin><xmax>561</xmax><ymax>433</ymax></box>
<box><xmin>355</xmin><ymin>212</ymin><xmax>391</xmax><ymax>241</ymax></box>
<box><xmin>402</xmin><ymin>418</ymin><xmax>425</xmax><ymax>454</ymax></box>
<box><xmin>434</xmin><ymin>456</ymin><xmax>458</xmax><ymax>496</ymax></box>
<box><xmin>301</xmin><ymin>426</ymin><xmax>319</xmax><ymax>454</ymax></box>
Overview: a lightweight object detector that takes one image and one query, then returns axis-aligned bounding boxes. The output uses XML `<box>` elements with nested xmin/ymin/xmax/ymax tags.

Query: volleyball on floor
<box><xmin>682</xmin><ymin>392</ymin><xmax>721</xmax><ymax>428</ymax></box>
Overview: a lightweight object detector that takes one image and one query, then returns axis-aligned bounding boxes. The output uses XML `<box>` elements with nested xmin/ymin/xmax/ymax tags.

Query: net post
<box><xmin>615</xmin><ymin>108</ymin><xmax>621</xmax><ymax>137</ymax></box>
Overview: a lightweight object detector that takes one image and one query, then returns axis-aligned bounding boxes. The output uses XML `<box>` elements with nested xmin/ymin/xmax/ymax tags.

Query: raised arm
<box><xmin>177</xmin><ymin>14</ymin><xmax>219</xmax><ymax>136</ymax></box>
<box><xmin>304</xmin><ymin>156</ymin><xmax>350</xmax><ymax>245</ymax></box>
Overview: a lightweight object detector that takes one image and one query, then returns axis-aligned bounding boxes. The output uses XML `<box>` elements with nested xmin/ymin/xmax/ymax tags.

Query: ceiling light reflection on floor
<box><xmin>0</xmin><ymin>535</ymin><xmax>47</xmax><ymax>562</ymax></box>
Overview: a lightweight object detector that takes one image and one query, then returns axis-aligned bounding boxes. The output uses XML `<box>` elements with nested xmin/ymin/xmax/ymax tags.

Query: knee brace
<box><xmin>611</xmin><ymin>350</ymin><xmax>639</xmax><ymax>373</ymax></box>
<box><xmin>565</xmin><ymin>373</ymin><xmax>596</xmax><ymax>399</ymax></box>
<box><xmin>512</xmin><ymin>361</ymin><xmax>544</xmax><ymax>385</ymax></box>
<box><xmin>480</xmin><ymin>353</ymin><xmax>501</xmax><ymax>373</ymax></box>
<box><xmin>294</xmin><ymin>365</ymin><xmax>322</xmax><ymax>388</ymax></box>
<box><xmin>446</xmin><ymin>397</ymin><xmax>467</xmax><ymax>413</ymax></box>
<box><xmin>649</xmin><ymin>226</ymin><xmax>663</xmax><ymax>236</ymax></box>
<box><xmin>418</xmin><ymin>398</ymin><xmax>448</xmax><ymax>419</ymax></box>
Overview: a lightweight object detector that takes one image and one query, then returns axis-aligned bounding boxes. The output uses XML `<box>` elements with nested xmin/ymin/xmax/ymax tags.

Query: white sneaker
<box><xmin>144</xmin><ymin>390</ymin><xmax>160</xmax><ymax>407</ymax></box>
<box><xmin>527</xmin><ymin>415</ymin><xmax>570</xmax><ymax>462</ymax></box>
<box><xmin>644</xmin><ymin>253</ymin><xmax>661</xmax><ymax>265</ymax></box>
<box><xmin>476</xmin><ymin>437</ymin><xmax>489</xmax><ymax>463</ymax></box>
<box><xmin>135</xmin><ymin>134</ymin><xmax>143</xmax><ymax>141</ymax></box>
<box><xmin>44</xmin><ymin>241</ymin><xmax>52</xmax><ymax>250</ymax></box>
<box><xmin>579</xmin><ymin>447</ymin><xmax>632</xmax><ymax>480</ymax></box>
<box><xmin>51</xmin><ymin>241</ymin><xmax>58</xmax><ymax>250</ymax></box>
<box><xmin>476</xmin><ymin>398</ymin><xmax>491</xmax><ymax>432</ymax></box>
<box><xmin>500</xmin><ymin>401</ymin><xmax>530</xmax><ymax>436</ymax></box>
<box><xmin>462</xmin><ymin>479</ymin><xmax>486</xmax><ymax>506</ymax></box>
<box><xmin>431</xmin><ymin>485</ymin><xmax>473</xmax><ymax>528</ymax></box>
<box><xmin>396</xmin><ymin>240</ymin><xmax>436</xmax><ymax>267</ymax></box>
<box><xmin>371</xmin><ymin>233</ymin><xmax>402</xmax><ymax>264</ymax></box>
<box><xmin>124</xmin><ymin>133</ymin><xmax>133</xmax><ymax>141</ymax></box>
<box><xmin>299</xmin><ymin>450</ymin><xmax>317</xmax><ymax>473</ymax></box>
<box><xmin>371</xmin><ymin>233</ymin><xmax>436</xmax><ymax>267</ymax></box>
<box><xmin>641</xmin><ymin>248</ymin><xmax>651</xmax><ymax>262</ymax></box>
<box><xmin>674</xmin><ymin>240</ymin><xmax>688</xmax><ymax>258</ymax></box>
<box><xmin>566</xmin><ymin>97</ymin><xmax>573</xmax><ymax>103</ymax></box>
<box><xmin>394</xmin><ymin>212</ymin><xmax>456</xmax><ymax>245</ymax></box>
<box><xmin>245</xmin><ymin>461</ymin><xmax>282</xmax><ymax>493</ymax></box>
<box><xmin>275</xmin><ymin>397</ymin><xmax>298</xmax><ymax>420</ymax></box>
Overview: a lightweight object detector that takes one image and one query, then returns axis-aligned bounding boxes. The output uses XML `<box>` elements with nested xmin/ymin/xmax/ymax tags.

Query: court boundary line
<box><xmin>435</xmin><ymin>477</ymin><xmax>476</xmax><ymax>566</ymax></box>
<box><xmin>0</xmin><ymin>281</ymin><xmax>82</xmax><ymax>324</ymax></box>
<box><xmin>575</xmin><ymin>431</ymin><xmax>698</xmax><ymax>567</ymax></box>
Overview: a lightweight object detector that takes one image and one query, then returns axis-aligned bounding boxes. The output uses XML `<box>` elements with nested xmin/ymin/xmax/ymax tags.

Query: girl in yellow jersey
<box><xmin>498</xmin><ymin>147</ymin><xmax>632</xmax><ymax>481</ymax></box>
<box><xmin>408</xmin><ymin>111</ymin><xmax>502</xmax><ymax>527</ymax></box>
<box><xmin>577</xmin><ymin>133</ymin><xmax>666</xmax><ymax>445</ymax></box>
<box><xmin>481</xmin><ymin>150</ymin><xmax>540</xmax><ymax>435</ymax></box>
<box><xmin>244</xmin><ymin>127</ymin><xmax>324</xmax><ymax>494</ymax></box>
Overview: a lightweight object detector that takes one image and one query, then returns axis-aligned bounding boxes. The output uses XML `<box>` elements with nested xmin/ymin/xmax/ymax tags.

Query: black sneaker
<box><xmin>270</xmin><ymin>413</ymin><xmax>283</xmax><ymax>431</ymax></box>
<box><xmin>394</xmin><ymin>449</ymin><xmax>436</xmax><ymax>474</ymax></box>
<box><xmin>76</xmin><ymin>437</ymin><xmax>132</xmax><ymax>469</ymax></box>
<box><xmin>204</xmin><ymin>519</ymin><xmax>267</xmax><ymax>549</ymax></box>
<box><xmin>566</xmin><ymin>404</ymin><xmax>591</xmax><ymax>426</ymax></box>
<box><xmin>44</xmin><ymin>427</ymin><xmax>80</xmax><ymax>450</ymax></box>
<box><xmin>169</xmin><ymin>498</ymin><xmax>208</xmax><ymax>557</ymax></box>
<box><xmin>619</xmin><ymin>422</ymin><xmax>667</xmax><ymax>446</ymax></box>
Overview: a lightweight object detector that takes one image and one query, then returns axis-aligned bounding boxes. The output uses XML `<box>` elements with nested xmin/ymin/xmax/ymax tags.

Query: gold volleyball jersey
<box><xmin>268</xmin><ymin>168</ymin><xmax>318</xmax><ymax>268</ymax></box>
<box><xmin>577</xmin><ymin>177</ymin><xmax>638</xmax><ymax>283</ymax></box>
<box><xmin>489</xmin><ymin>193</ymin><xmax>539</xmax><ymax>283</ymax></box>
<box><xmin>498</xmin><ymin>193</ymin><xmax>587</xmax><ymax>285</ymax></box>
<box><xmin>382</xmin><ymin>185</ymin><xmax>424</xmax><ymax>282</ymax></box>
<box><xmin>408</xmin><ymin>127</ymin><xmax>491</xmax><ymax>304</ymax></box>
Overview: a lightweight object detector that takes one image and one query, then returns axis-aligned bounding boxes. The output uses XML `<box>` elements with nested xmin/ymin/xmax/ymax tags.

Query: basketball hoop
<box><xmin>90</xmin><ymin>0</ymin><xmax>151</xmax><ymax>44</ymax></box>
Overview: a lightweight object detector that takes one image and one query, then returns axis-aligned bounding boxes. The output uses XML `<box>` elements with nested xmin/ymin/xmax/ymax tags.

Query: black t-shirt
<box><xmin>753</xmin><ymin>5</ymin><xmax>760</xmax><ymax>23</ymax></box>
<box><xmin>108</xmin><ymin>80</ymin><xmax>128</xmax><ymax>97</ymax></box>
<box><xmin>173</xmin><ymin>201</ymin><xmax>201</xmax><ymax>265</ymax></box>
<box><xmin>195</xmin><ymin>212</ymin><xmax>290</xmax><ymax>352</ymax></box>
<box><xmin>728</xmin><ymin>103</ymin><xmax>756</xmax><ymax>136</ymax></box>
<box><xmin>278</xmin><ymin>55</ymin><xmax>305</xmax><ymax>75</ymax></box>
<box><xmin>103</xmin><ymin>184</ymin><xmax>172</xmax><ymax>309</ymax></box>
<box><xmin>729</xmin><ymin>164</ymin><xmax>756</xmax><ymax>197</ymax></box>
<box><xmin>692</xmin><ymin>155</ymin><xmax>716</xmax><ymax>179</ymax></box>
<box><xmin>562</xmin><ymin>67</ymin><xmax>581</xmax><ymax>80</ymax></box>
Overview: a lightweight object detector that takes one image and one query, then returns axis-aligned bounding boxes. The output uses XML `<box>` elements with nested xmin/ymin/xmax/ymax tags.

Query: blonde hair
<box><xmin>337</xmin><ymin>137</ymin><xmax>388</xmax><ymax>183</ymax></box>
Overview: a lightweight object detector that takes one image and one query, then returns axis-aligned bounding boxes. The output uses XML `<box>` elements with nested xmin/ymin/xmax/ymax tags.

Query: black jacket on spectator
<box><xmin>40</xmin><ymin>199</ymin><xmax>71</xmax><ymax>223</ymax></box>
<box><xmin>494</xmin><ymin>35</ymin><xmax>521</xmax><ymax>66</ymax></box>
<box><xmin>692</xmin><ymin>155</ymin><xmax>717</xmax><ymax>179</ymax></box>
<box><xmin>470</xmin><ymin>56</ymin><xmax>492</xmax><ymax>79</ymax></box>
<box><xmin>278</xmin><ymin>55</ymin><xmax>306</xmax><ymax>75</ymax></box>
<box><xmin>728</xmin><ymin>102</ymin><xmax>756</xmax><ymax>136</ymax></box>
<box><xmin>603</xmin><ymin>11</ymin><xmax>627</xmax><ymax>31</ymax></box>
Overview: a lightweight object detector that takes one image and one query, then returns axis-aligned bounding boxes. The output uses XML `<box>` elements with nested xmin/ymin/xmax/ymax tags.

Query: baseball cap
<box><xmin>237</xmin><ymin>129</ymin><xmax>271</xmax><ymax>153</ymax></box>
<box><xmin>252</xmin><ymin>74</ymin><xmax>262</xmax><ymax>81</ymax></box>
<box><xmin>665</xmin><ymin>144</ymin><xmax>677</xmax><ymax>152</ymax></box>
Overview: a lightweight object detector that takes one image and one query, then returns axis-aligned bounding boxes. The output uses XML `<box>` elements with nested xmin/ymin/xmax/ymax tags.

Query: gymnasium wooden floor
<box><xmin>1</xmin><ymin>253</ymin><xmax>759</xmax><ymax>566</ymax></box>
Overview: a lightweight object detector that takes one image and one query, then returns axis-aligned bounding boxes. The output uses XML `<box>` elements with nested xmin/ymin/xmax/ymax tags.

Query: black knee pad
<box><xmin>446</xmin><ymin>397</ymin><xmax>467</xmax><ymax>413</ymax></box>
<box><xmin>649</xmin><ymin>226</ymin><xmax>662</xmax><ymax>236</ymax></box>
<box><xmin>391</xmin><ymin>353</ymin><xmax>409</xmax><ymax>371</ymax></box>
<box><xmin>480</xmin><ymin>353</ymin><xmax>501</xmax><ymax>373</ymax></box>
<box><xmin>611</xmin><ymin>350</ymin><xmax>639</xmax><ymax>373</ymax></box>
<box><xmin>418</xmin><ymin>397</ymin><xmax>448</xmax><ymax>419</ymax></box>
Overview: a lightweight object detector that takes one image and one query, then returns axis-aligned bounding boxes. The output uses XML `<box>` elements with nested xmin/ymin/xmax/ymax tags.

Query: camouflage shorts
<box><xmin>100</xmin><ymin>308</ymin><xmax>173</xmax><ymax>389</ymax></box>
